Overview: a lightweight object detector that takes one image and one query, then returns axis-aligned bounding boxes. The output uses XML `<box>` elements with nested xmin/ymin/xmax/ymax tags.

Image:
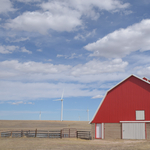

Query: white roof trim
<box><xmin>90</xmin><ymin>74</ymin><xmax>150</xmax><ymax>124</ymax></box>
<box><xmin>120</xmin><ymin>121</ymin><xmax>150</xmax><ymax>123</ymax></box>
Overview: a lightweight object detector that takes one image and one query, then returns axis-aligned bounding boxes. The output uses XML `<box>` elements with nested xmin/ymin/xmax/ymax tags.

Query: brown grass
<box><xmin>0</xmin><ymin>120</ymin><xmax>91</xmax><ymax>132</ymax></box>
<box><xmin>0</xmin><ymin>138</ymin><xmax>150</xmax><ymax>150</ymax></box>
<box><xmin>1</xmin><ymin>120</ymin><xmax>150</xmax><ymax>150</ymax></box>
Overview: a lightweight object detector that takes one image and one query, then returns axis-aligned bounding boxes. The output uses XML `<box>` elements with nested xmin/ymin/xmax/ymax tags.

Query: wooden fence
<box><xmin>77</xmin><ymin>131</ymin><xmax>91</xmax><ymax>140</ymax></box>
<box><xmin>1</xmin><ymin>130</ymin><xmax>61</xmax><ymax>138</ymax></box>
<box><xmin>1</xmin><ymin>129</ymin><xmax>91</xmax><ymax>139</ymax></box>
<box><xmin>61</xmin><ymin>128</ymin><xmax>77</xmax><ymax>138</ymax></box>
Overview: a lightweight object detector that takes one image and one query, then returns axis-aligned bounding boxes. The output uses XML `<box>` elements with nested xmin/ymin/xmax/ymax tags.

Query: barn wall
<box><xmin>104</xmin><ymin>123</ymin><xmax>121</xmax><ymax>139</ymax></box>
<box><xmin>146</xmin><ymin>123</ymin><xmax>150</xmax><ymax>139</ymax></box>
<box><xmin>91</xmin><ymin>123</ymin><xmax>95</xmax><ymax>140</ymax></box>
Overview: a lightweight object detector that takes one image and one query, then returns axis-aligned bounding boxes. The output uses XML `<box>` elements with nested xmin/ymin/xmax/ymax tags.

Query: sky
<box><xmin>0</xmin><ymin>0</ymin><xmax>150</xmax><ymax>121</ymax></box>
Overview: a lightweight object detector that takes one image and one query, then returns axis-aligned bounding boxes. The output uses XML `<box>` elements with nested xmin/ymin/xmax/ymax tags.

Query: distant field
<box><xmin>0</xmin><ymin>120</ymin><xmax>91</xmax><ymax>132</ymax></box>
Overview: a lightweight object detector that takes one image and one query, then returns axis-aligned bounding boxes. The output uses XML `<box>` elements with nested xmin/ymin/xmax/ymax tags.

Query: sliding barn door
<box><xmin>122</xmin><ymin>123</ymin><xmax>145</xmax><ymax>139</ymax></box>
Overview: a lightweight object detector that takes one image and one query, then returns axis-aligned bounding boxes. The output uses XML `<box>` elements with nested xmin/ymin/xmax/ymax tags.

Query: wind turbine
<box><xmin>87</xmin><ymin>109</ymin><xmax>89</xmax><ymax>121</ymax></box>
<box><xmin>39</xmin><ymin>111</ymin><xmax>41</xmax><ymax>120</ymax></box>
<box><xmin>79</xmin><ymin>116</ymin><xmax>80</xmax><ymax>121</ymax></box>
<box><xmin>53</xmin><ymin>90</ymin><xmax>64</xmax><ymax>121</ymax></box>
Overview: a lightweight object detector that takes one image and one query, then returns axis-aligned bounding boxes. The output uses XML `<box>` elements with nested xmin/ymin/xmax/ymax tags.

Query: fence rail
<box><xmin>77</xmin><ymin>131</ymin><xmax>91</xmax><ymax>140</ymax></box>
<box><xmin>1</xmin><ymin>129</ymin><xmax>91</xmax><ymax>140</ymax></box>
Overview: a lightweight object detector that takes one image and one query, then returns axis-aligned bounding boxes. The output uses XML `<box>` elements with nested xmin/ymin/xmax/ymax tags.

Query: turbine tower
<box><xmin>53</xmin><ymin>90</ymin><xmax>64</xmax><ymax>121</ymax></box>
<box><xmin>39</xmin><ymin>111</ymin><xmax>41</xmax><ymax>120</ymax></box>
<box><xmin>79</xmin><ymin>116</ymin><xmax>80</xmax><ymax>121</ymax></box>
<box><xmin>87</xmin><ymin>109</ymin><xmax>89</xmax><ymax>121</ymax></box>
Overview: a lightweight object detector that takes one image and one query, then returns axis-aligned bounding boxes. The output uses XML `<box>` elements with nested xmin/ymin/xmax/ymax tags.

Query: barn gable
<box><xmin>91</xmin><ymin>75</ymin><xmax>150</xmax><ymax>124</ymax></box>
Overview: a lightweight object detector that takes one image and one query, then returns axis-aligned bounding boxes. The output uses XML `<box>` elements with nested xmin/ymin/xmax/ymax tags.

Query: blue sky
<box><xmin>0</xmin><ymin>0</ymin><xmax>150</xmax><ymax>121</ymax></box>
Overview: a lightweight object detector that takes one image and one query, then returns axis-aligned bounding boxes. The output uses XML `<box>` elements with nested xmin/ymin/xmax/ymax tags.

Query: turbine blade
<box><xmin>53</xmin><ymin>99</ymin><xmax>62</xmax><ymax>101</ymax></box>
<box><xmin>61</xmin><ymin>89</ymin><xmax>64</xmax><ymax>99</ymax></box>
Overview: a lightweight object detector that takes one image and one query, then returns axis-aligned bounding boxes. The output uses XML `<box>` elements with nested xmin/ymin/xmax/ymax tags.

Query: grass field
<box><xmin>0</xmin><ymin>120</ymin><xmax>91</xmax><ymax>132</ymax></box>
<box><xmin>1</xmin><ymin>120</ymin><xmax>150</xmax><ymax>150</ymax></box>
<box><xmin>0</xmin><ymin>138</ymin><xmax>150</xmax><ymax>150</ymax></box>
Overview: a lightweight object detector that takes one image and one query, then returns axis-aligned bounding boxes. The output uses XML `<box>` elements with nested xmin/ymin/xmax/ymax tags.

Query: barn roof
<box><xmin>90</xmin><ymin>74</ymin><xmax>150</xmax><ymax>124</ymax></box>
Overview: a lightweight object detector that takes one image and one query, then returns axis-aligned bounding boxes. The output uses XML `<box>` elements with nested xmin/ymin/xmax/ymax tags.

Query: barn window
<box><xmin>136</xmin><ymin>110</ymin><xmax>145</xmax><ymax>120</ymax></box>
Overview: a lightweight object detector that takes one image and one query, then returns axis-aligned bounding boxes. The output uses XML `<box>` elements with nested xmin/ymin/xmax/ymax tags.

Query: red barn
<box><xmin>90</xmin><ymin>75</ymin><xmax>150</xmax><ymax>139</ymax></box>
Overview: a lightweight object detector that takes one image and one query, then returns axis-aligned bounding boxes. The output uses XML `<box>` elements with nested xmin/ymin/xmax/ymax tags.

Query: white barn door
<box><xmin>122</xmin><ymin>123</ymin><xmax>145</xmax><ymax>139</ymax></box>
<box><xmin>96</xmin><ymin>124</ymin><xmax>102</xmax><ymax>139</ymax></box>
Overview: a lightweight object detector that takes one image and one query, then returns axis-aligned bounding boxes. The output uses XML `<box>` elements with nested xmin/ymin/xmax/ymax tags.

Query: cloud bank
<box><xmin>84</xmin><ymin>19</ymin><xmax>150</xmax><ymax>58</ymax></box>
<box><xmin>5</xmin><ymin>0</ymin><xmax>130</xmax><ymax>34</ymax></box>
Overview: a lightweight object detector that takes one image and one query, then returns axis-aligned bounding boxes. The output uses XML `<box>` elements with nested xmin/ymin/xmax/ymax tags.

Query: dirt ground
<box><xmin>0</xmin><ymin>138</ymin><xmax>150</xmax><ymax>150</ymax></box>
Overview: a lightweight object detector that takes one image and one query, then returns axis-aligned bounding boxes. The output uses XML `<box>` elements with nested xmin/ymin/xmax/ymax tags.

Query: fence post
<box><xmin>21</xmin><ymin>130</ymin><xmax>23</xmax><ymax>137</ymax></box>
<box><xmin>48</xmin><ymin>131</ymin><xmax>49</xmax><ymax>138</ymax></box>
<box><xmin>35</xmin><ymin>129</ymin><xmax>37</xmax><ymax>138</ymax></box>
<box><xmin>60</xmin><ymin>130</ymin><xmax>62</xmax><ymax>138</ymax></box>
<box><xmin>77</xmin><ymin>131</ymin><xmax>78</xmax><ymax>139</ymax></box>
<box><xmin>11</xmin><ymin>131</ymin><xmax>12</xmax><ymax>137</ymax></box>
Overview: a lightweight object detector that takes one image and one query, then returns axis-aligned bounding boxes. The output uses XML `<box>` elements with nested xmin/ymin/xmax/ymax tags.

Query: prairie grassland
<box><xmin>0</xmin><ymin>138</ymin><xmax>150</xmax><ymax>150</ymax></box>
<box><xmin>0</xmin><ymin>120</ymin><xmax>150</xmax><ymax>150</ymax></box>
<box><xmin>0</xmin><ymin>120</ymin><xmax>91</xmax><ymax>131</ymax></box>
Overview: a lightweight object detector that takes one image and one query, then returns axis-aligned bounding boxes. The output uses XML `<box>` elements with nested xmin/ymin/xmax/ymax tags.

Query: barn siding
<box><xmin>105</xmin><ymin>123</ymin><xmax>121</xmax><ymax>139</ymax></box>
<box><xmin>91</xmin><ymin>123</ymin><xmax>95</xmax><ymax>139</ymax></box>
<box><xmin>146</xmin><ymin>123</ymin><xmax>150</xmax><ymax>139</ymax></box>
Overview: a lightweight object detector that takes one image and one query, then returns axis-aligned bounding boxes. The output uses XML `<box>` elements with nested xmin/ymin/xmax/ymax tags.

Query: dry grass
<box><xmin>0</xmin><ymin>120</ymin><xmax>91</xmax><ymax>132</ymax></box>
<box><xmin>0</xmin><ymin>138</ymin><xmax>150</xmax><ymax>150</ymax></box>
<box><xmin>1</xmin><ymin>120</ymin><xmax>150</xmax><ymax>150</ymax></box>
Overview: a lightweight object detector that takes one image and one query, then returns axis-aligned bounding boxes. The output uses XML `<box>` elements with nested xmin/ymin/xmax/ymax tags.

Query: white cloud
<box><xmin>10</xmin><ymin>101</ymin><xmax>24</xmax><ymax>105</ymax></box>
<box><xmin>5</xmin><ymin>11</ymin><xmax>82</xmax><ymax>34</ymax></box>
<box><xmin>124</xmin><ymin>10</ymin><xmax>133</xmax><ymax>15</ymax></box>
<box><xmin>57</xmin><ymin>54</ymin><xmax>67</xmax><ymax>58</ymax></box>
<box><xmin>0</xmin><ymin>58</ymin><xmax>129</xmax><ymax>101</ymax></box>
<box><xmin>0</xmin><ymin>0</ymin><xmax>15</xmax><ymax>14</ymax></box>
<box><xmin>5</xmin><ymin>0</ymin><xmax>130</xmax><ymax>34</ymax></box>
<box><xmin>11</xmin><ymin>37</ymin><xmax>29</xmax><ymax>43</ymax></box>
<box><xmin>84</xmin><ymin>19</ymin><xmax>150</xmax><ymax>58</ymax></box>
<box><xmin>71</xmin><ymin>58</ymin><xmax>128</xmax><ymax>76</ymax></box>
<box><xmin>92</xmin><ymin>95</ymin><xmax>103</xmax><ymax>99</ymax></box>
<box><xmin>48</xmin><ymin>59</ymin><xmax>52</xmax><ymax>61</ymax></box>
<box><xmin>57</xmin><ymin>53</ymin><xmax>82</xmax><ymax>59</ymax></box>
<box><xmin>0</xmin><ymin>81</ymin><xmax>103</xmax><ymax>101</ymax></box>
<box><xmin>16</xmin><ymin>0</ymin><xmax>41</xmax><ymax>3</ymax></box>
<box><xmin>0</xmin><ymin>45</ymin><xmax>33</xmax><ymax>54</ymax></box>
<box><xmin>69</xmin><ymin>53</ymin><xmax>82</xmax><ymax>59</ymax></box>
<box><xmin>0</xmin><ymin>45</ymin><xmax>19</xmax><ymax>54</ymax></box>
<box><xmin>0</xmin><ymin>59</ymin><xmax>128</xmax><ymax>83</ymax></box>
<box><xmin>0</xmin><ymin>60</ymin><xmax>71</xmax><ymax>78</ymax></box>
<box><xmin>74</xmin><ymin>29</ymin><xmax>96</xmax><ymax>40</ymax></box>
<box><xmin>137</xmin><ymin>67</ymin><xmax>150</xmax><ymax>78</ymax></box>
<box><xmin>21</xmin><ymin>47</ymin><xmax>32</xmax><ymax>54</ymax></box>
<box><xmin>8</xmin><ymin>101</ymin><xmax>34</xmax><ymax>105</ymax></box>
<box><xmin>37</xmin><ymin>49</ymin><xmax>42</xmax><ymax>52</ymax></box>
<box><xmin>44</xmin><ymin>0</ymin><xmax>130</xmax><ymax>17</ymax></box>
